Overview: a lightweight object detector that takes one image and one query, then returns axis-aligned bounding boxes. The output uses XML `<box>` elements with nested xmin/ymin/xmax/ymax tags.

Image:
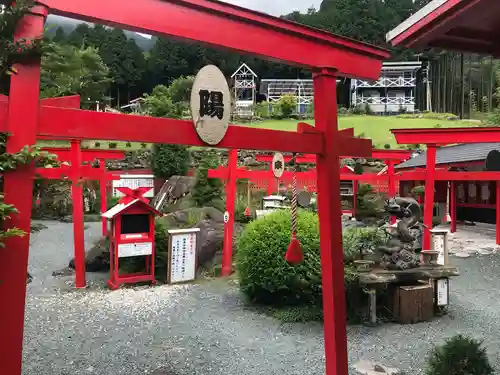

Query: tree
<box><xmin>191</xmin><ymin>150</ymin><xmax>224</xmax><ymax>208</ymax></box>
<box><xmin>143</xmin><ymin>84</ymin><xmax>185</xmax><ymax>118</ymax></box>
<box><xmin>151</xmin><ymin>144</ymin><xmax>190</xmax><ymax>179</ymax></box>
<box><xmin>40</xmin><ymin>43</ymin><xmax>111</xmax><ymax>104</ymax></box>
<box><xmin>67</xmin><ymin>23</ymin><xmax>92</xmax><ymax>47</ymax></box>
<box><xmin>167</xmin><ymin>75</ymin><xmax>194</xmax><ymax>104</ymax></box>
<box><xmin>52</xmin><ymin>27</ymin><xmax>67</xmax><ymax>43</ymax></box>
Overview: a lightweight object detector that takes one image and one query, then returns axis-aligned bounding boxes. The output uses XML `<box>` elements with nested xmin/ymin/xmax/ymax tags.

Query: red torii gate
<box><xmin>256</xmin><ymin>148</ymin><xmax>412</xmax><ymax>199</ymax></box>
<box><xmin>36</xmin><ymin>143</ymin><xmax>125</xmax><ymax>288</ymax></box>
<box><xmin>210</xmin><ymin>147</ymin><xmax>413</xmax><ymax>276</ymax></box>
<box><xmin>391</xmin><ymin>128</ymin><xmax>500</xmax><ymax>249</ymax></box>
<box><xmin>0</xmin><ymin>2</ymin><xmax>389</xmax><ymax>374</ymax></box>
<box><xmin>387</xmin><ymin>0</ymin><xmax>500</xmax><ymax>248</ymax></box>
<box><xmin>38</xmin><ymin>145</ymin><xmax>126</xmax><ymax>237</ymax></box>
<box><xmin>1</xmin><ymin>95</ymin><xmax>125</xmax><ymax>288</ymax></box>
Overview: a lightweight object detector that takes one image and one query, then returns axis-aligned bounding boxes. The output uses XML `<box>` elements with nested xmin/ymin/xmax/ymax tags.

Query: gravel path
<box><xmin>23</xmin><ymin>221</ymin><xmax>500</xmax><ymax>375</ymax></box>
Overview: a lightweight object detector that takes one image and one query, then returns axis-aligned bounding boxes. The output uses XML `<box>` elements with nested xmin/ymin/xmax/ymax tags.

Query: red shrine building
<box><xmin>397</xmin><ymin>143</ymin><xmax>500</xmax><ymax>225</ymax></box>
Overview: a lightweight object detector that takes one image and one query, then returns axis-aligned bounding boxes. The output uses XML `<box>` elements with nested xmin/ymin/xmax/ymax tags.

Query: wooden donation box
<box><xmin>392</xmin><ymin>284</ymin><xmax>434</xmax><ymax>324</ymax></box>
<box><xmin>167</xmin><ymin>228</ymin><xmax>200</xmax><ymax>284</ymax></box>
<box><xmin>102</xmin><ymin>199</ymin><xmax>161</xmax><ymax>290</ymax></box>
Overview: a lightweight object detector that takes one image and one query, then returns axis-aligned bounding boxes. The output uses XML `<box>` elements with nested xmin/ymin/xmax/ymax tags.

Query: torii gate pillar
<box><xmin>313</xmin><ymin>68</ymin><xmax>348</xmax><ymax>375</ymax></box>
<box><xmin>0</xmin><ymin>6</ymin><xmax>47</xmax><ymax>375</ymax></box>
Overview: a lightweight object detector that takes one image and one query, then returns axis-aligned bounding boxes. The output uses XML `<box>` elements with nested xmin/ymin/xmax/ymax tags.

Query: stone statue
<box><xmin>377</xmin><ymin>197</ymin><xmax>423</xmax><ymax>270</ymax></box>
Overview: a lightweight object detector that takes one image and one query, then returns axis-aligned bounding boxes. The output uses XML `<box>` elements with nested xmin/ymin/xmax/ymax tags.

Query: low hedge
<box><xmin>236</xmin><ymin>210</ymin><xmax>321</xmax><ymax>306</ymax></box>
<box><xmin>236</xmin><ymin>210</ymin><xmax>387</xmax><ymax>312</ymax></box>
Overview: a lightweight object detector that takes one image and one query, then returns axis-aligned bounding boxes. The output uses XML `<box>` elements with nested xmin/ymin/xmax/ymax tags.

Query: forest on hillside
<box><xmin>5</xmin><ymin>0</ymin><xmax>500</xmax><ymax>118</ymax></box>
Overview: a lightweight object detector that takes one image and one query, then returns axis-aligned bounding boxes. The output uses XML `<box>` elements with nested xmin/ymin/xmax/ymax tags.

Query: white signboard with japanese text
<box><xmin>118</xmin><ymin>242</ymin><xmax>153</xmax><ymax>258</ymax></box>
<box><xmin>168</xmin><ymin>228</ymin><xmax>200</xmax><ymax>284</ymax></box>
<box><xmin>436</xmin><ymin>278</ymin><xmax>449</xmax><ymax>306</ymax></box>
<box><xmin>112</xmin><ymin>175</ymin><xmax>154</xmax><ymax>198</ymax></box>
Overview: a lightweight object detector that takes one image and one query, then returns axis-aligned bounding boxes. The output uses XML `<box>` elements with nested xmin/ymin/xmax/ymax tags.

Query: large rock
<box><xmin>160</xmin><ymin>207</ymin><xmax>243</xmax><ymax>266</ymax></box>
<box><xmin>152</xmin><ymin>175</ymin><xmax>197</xmax><ymax>213</ymax></box>
<box><xmin>68</xmin><ymin>237</ymin><xmax>109</xmax><ymax>272</ymax></box>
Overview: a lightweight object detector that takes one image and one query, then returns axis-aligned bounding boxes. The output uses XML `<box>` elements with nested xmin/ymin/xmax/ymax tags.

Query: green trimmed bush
<box><xmin>236</xmin><ymin>210</ymin><xmax>321</xmax><ymax>306</ymax></box>
<box><xmin>426</xmin><ymin>335</ymin><xmax>493</xmax><ymax>375</ymax></box>
<box><xmin>236</xmin><ymin>210</ymin><xmax>385</xmax><ymax>306</ymax></box>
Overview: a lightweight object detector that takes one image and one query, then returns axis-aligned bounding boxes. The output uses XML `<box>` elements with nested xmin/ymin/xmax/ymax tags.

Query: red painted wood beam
<box><xmin>222</xmin><ymin>149</ymin><xmax>237</xmax><ymax>276</ymax></box>
<box><xmin>0</xmin><ymin>101</ymin><xmax>373</xmax><ymax>157</ymax></box>
<box><xmin>395</xmin><ymin>171</ymin><xmax>500</xmax><ymax>181</ymax></box>
<box><xmin>40</xmin><ymin>147</ymin><xmax>126</xmax><ymax>162</ymax></box>
<box><xmin>391</xmin><ymin>127</ymin><xmax>500</xmax><ymax>145</ymax></box>
<box><xmin>256</xmin><ymin>148</ymin><xmax>410</xmax><ymax>164</ymax></box>
<box><xmin>35</xmin><ymin>166</ymin><xmax>120</xmax><ymax>180</ymax></box>
<box><xmin>36</xmin><ymin>107</ymin><xmax>324</xmax><ymax>154</ymax></box>
<box><xmin>40</xmin><ymin>0</ymin><xmax>389</xmax><ymax>79</ymax></box>
<box><xmin>371</xmin><ymin>149</ymin><xmax>412</xmax><ymax>160</ymax></box>
<box><xmin>0</xmin><ymin>95</ymin><xmax>80</xmax><ymax>133</ymax></box>
<box><xmin>313</xmin><ymin>70</ymin><xmax>348</xmax><ymax>375</ymax></box>
<box><xmin>39</xmin><ymin>95</ymin><xmax>81</xmax><ymax>108</ymax></box>
<box><xmin>388</xmin><ymin>0</ymin><xmax>487</xmax><ymax>49</ymax></box>
<box><xmin>1</xmin><ymin>9</ymin><xmax>46</xmax><ymax>375</ymax></box>
<box><xmin>31</xmin><ymin>107</ymin><xmax>371</xmax><ymax>156</ymax></box>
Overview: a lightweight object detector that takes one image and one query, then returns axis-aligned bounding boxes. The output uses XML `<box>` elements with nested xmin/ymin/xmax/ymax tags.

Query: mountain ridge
<box><xmin>45</xmin><ymin>15</ymin><xmax>155</xmax><ymax>51</ymax></box>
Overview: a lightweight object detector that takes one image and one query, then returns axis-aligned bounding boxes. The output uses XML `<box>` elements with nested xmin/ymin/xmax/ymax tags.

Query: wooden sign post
<box><xmin>167</xmin><ymin>228</ymin><xmax>200</xmax><ymax>284</ymax></box>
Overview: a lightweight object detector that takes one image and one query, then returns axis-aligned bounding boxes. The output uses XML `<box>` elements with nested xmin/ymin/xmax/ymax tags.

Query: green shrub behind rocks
<box><xmin>236</xmin><ymin>210</ymin><xmax>321</xmax><ymax>306</ymax></box>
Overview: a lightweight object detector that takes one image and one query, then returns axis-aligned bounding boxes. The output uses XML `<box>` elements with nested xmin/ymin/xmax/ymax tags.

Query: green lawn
<box><xmin>243</xmin><ymin>115</ymin><xmax>478</xmax><ymax>148</ymax></box>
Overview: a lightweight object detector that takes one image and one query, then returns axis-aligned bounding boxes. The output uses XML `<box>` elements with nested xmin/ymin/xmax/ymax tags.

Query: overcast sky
<box><xmin>222</xmin><ymin>0</ymin><xmax>322</xmax><ymax>16</ymax></box>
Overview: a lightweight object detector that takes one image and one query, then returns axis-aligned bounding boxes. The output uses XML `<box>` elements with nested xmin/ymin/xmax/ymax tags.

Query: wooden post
<box><xmin>387</xmin><ymin>160</ymin><xmax>396</xmax><ymax>225</ymax></box>
<box><xmin>313</xmin><ymin>68</ymin><xmax>348</xmax><ymax>375</ymax></box>
<box><xmin>0</xmin><ymin>6</ymin><xmax>47</xmax><ymax>375</ymax></box>
<box><xmin>222</xmin><ymin>149</ymin><xmax>238</xmax><ymax>276</ymax></box>
<box><xmin>450</xmin><ymin>181</ymin><xmax>457</xmax><ymax>233</ymax></box>
<box><xmin>71</xmin><ymin>140</ymin><xmax>86</xmax><ymax>288</ymax></box>
<box><xmin>100</xmin><ymin>158</ymin><xmax>108</xmax><ymax>237</ymax></box>
<box><xmin>247</xmin><ymin>179</ymin><xmax>251</xmax><ymax>207</ymax></box>
<box><xmin>423</xmin><ymin>145</ymin><xmax>437</xmax><ymax>250</ymax></box>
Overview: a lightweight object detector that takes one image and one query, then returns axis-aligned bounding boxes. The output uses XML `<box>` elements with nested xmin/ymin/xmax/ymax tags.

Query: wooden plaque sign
<box><xmin>167</xmin><ymin>228</ymin><xmax>200</xmax><ymax>284</ymax></box>
<box><xmin>272</xmin><ymin>152</ymin><xmax>285</xmax><ymax>178</ymax></box>
<box><xmin>190</xmin><ymin>65</ymin><xmax>231</xmax><ymax>145</ymax></box>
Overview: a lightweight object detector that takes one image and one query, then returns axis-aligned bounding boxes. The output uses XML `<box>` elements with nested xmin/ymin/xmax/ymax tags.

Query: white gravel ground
<box><xmin>22</xmin><ymin>221</ymin><xmax>500</xmax><ymax>375</ymax></box>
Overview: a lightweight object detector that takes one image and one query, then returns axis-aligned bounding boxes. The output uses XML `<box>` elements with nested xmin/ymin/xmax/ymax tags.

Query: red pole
<box><xmin>387</xmin><ymin>160</ymin><xmax>396</xmax><ymax>225</ymax></box>
<box><xmin>222</xmin><ymin>149</ymin><xmax>238</xmax><ymax>276</ymax></box>
<box><xmin>71</xmin><ymin>140</ymin><xmax>86</xmax><ymax>288</ymax></box>
<box><xmin>100</xmin><ymin>159</ymin><xmax>108</xmax><ymax>237</ymax></box>
<box><xmin>496</xmin><ymin>181</ymin><xmax>500</xmax><ymax>245</ymax></box>
<box><xmin>423</xmin><ymin>145</ymin><xmax>437</xmax><ymax>250</ymax></box>
<box><xmin>0</xmin><ymin>7</ymin><xmax>47</xmax><ymax>375</ymax></box>
<box><xmin>450</xmin><ymin>181</ymin><xmax>457</xmax><ymax>233</ymax></box>
<box><xmin>313</xmin><ymin>69</ymin><xmax>348</xmax><ymax>375</ymax></box>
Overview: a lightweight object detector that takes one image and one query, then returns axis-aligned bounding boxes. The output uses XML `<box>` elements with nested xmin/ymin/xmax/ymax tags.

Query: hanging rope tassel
<box><xmin>285</xmin><ymin>154</ymin><xmax>303</xmax><ymax>264</ymax></box>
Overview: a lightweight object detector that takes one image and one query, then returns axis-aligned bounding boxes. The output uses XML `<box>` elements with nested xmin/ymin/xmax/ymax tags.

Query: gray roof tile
<box><xmin>396</xmin><ymin>142</ymin><xmax>500</xmax><ymax>169</ymax></box>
